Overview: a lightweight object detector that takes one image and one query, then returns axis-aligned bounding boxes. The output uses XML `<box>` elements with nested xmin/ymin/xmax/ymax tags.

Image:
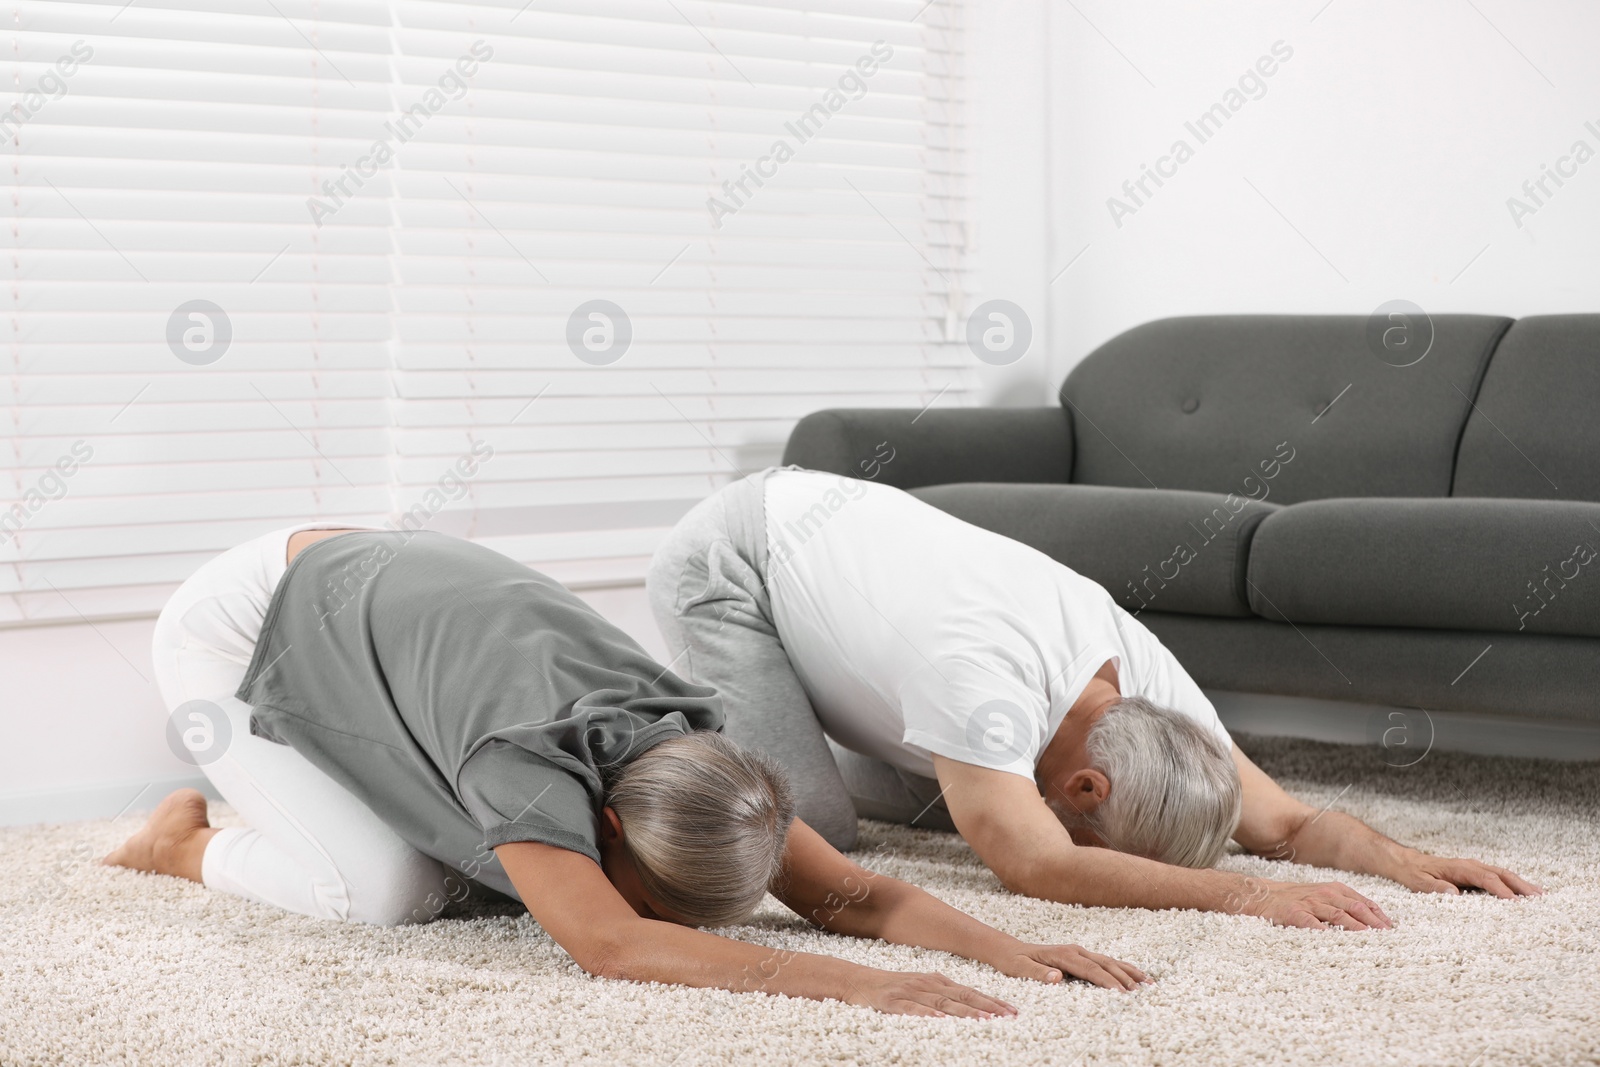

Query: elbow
<box><xmin>992</xmin><ymin>856</ymin><xmax>1045</xmax><ymax>899</ymax></box>
<box><xmin>590</xmin><ymin>956</ymin><xmax>635</xmax><ymax>983</ymax></box>
<box><xmin>989</xmin><ymin>839</ymin><xmax>1084</xmax><ymax>900</ymax></box>
<box><xmin>809</xmin><ymin>872</ymin><xmax>900</xmax><ymax>937</ymax></box>
<box><xmin>1245</xmin><ymin>810</ymin><xmax>1312</xmax><ymax>860</ymax></box>
<box><xmin>577</xmin><ymin>938</ymin><xmax>638</xmax><ymax>983</ymax></box>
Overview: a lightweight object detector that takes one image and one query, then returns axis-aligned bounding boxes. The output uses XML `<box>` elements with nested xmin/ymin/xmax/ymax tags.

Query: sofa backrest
<box><xmin>1059</xmin><ymin>314</ymin><xmax>1513</xmax><ymax>505</ymax></box>
<box><xmin>1452</xmin><ymin>315</ymin><xmax>1600</xmax><ymax>503</ymax></box>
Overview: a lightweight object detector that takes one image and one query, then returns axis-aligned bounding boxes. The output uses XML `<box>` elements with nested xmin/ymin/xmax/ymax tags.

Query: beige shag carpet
<box><xmin>1</xmin><ymin>735</ymin><xmax>1596</xmax><ymax>1067</ymax></box>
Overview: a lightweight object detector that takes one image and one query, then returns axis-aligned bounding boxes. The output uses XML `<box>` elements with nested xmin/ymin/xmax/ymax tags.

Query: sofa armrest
<box><xmin>781</xmin><ymin>407</ymin><xmax>1073</xmax><ymax>490</ymax></box>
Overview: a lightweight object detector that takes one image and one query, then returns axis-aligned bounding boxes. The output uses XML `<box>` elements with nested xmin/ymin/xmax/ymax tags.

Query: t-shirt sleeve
<box><xmin>897</xmin><ymin>654</ymin><xmax>1050</xmax><ymax>781</ymax></box>
<box><xmin>1114</xmin><ymin>612</ymin><xmax>1233</xmax><ymax>750</ymax></box>
<box><xmin>456</xmin><ymin>741</ymin><xmax>605</xmax><ymax>863</ymax></box>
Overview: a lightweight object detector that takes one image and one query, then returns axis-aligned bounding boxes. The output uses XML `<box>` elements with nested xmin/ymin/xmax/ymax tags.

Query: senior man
<box><xmin>647</xmin><ymin>467</ymin><xmax>1541</xmax><ymax>930</ymax></box>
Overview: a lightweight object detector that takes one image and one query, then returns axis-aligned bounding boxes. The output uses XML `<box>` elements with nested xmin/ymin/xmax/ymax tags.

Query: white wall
<box><xmin>963</xmin><ymin>0</ymin><xmax>1057</xmax><ymax>406</ymax></box>
<box><xmin>0</xmin><ymin>618</ymin><xmax>174</xmax><ymax>823</ymax></box>
<box><xmin>1044</xmin><ymin>0</ymin><xmax>1600</xmax><ymax>385</ymax></box>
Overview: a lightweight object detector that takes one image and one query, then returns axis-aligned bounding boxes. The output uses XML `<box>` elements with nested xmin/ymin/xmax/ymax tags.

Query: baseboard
<box><xmin>1209</xmin><ymin>690</ymin><xmax>1600</xmax><ymax>762</ymax></box>
<box><xmin>0</xmin><ymin>774</ymin><xmax>222</xmax><ymax>829</ymax></box>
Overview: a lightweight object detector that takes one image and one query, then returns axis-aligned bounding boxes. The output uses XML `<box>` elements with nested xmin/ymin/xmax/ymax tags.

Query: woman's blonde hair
<box><xmin>606</xmin><ymin>731</ymin><xmax>795</xmax><ymax>927</ymax></box>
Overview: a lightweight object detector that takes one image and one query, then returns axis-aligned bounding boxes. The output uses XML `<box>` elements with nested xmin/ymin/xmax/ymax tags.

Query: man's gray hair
<box><xmin>607</xmin><ymin>731</ymin><xmax>795</xmax><ymax>927</ymax></box>
<box><xmin>1051</xmin><ymin>696</ymin><xmax>1241</xmax><ymax>869</ymax></box>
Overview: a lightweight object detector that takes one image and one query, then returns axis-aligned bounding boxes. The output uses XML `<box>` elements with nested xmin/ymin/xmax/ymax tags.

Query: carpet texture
<box><xmin>1</xmin><ymin>735</ymin><xmax>1596</xmax><ymax>1066</ymax></box>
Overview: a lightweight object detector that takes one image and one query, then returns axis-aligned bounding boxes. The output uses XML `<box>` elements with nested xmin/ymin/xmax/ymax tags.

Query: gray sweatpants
<box><xmin>645</xmin><ymin>469</ymin><xmax>955</xmax><ymax>854</ymax></box>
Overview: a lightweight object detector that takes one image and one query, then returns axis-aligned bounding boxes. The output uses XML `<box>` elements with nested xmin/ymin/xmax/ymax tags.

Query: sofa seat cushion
<box><xmin>1247</xmin><ymin>498</ymin><xmax>1600</xmax><ymax>637</ymax></box>
<box><xmin>908</xmin><ymin>482</ymin><xmax>1277</xmax><ymax>618</ymax></box>
<box><xmin>1141</xmin><ymin>613</ymin><xmax>1600</xmax><ymax>722</ymax></box>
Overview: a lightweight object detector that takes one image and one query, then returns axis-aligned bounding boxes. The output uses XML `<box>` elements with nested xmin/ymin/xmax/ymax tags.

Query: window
<box><xmin>2</xmin><ymin>0</ymin><xmax>968</xmax><ymax>624</ymax></box>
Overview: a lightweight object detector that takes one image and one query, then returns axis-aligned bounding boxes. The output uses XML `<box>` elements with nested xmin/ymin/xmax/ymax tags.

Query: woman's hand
<box><xmin>993</xmin><ymin>944</ymin><xmax>1152</xmax><ymax>991</ymax></box>
<box><xmin>774</xmin><ymin>821</ymin><xmax>1154</xmax><ymax>1002</ymax></box>
<box><xmin>843</xmin><ymin>968</ymin><xmax>1018</xmax><ymax>1018</ymax></box>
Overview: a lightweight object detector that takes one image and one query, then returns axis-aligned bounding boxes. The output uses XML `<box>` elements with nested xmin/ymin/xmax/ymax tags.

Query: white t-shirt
<box><xmin>764</xmin><ymin>469</ymin><xmax>1231</xmax><ymax>782</ymax></box>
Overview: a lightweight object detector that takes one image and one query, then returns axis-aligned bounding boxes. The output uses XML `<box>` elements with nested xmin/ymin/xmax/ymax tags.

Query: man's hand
<box><xmin>994</xmin><ymin>944</ymin><xmax>1152</xmax><ymax>991</ymax></box>
<box><xmin>1232</xmin><ymin>877</ymin><xmax>1394</xmax><ymax>931</ymax></box>
<box><xmin>1231</xmin><ymin>747</ymin><xmax>1546</xmax><ymax>906</ymax></box>
<box><xmin>931</xmin><ymin>754</ymin><xmax>1391</xmax><ymax>923</ymax></box>
<box><xmin>1388</xmin><ymin>853</ymin><xmax>1544</xmax><ymax>898</ymax></box>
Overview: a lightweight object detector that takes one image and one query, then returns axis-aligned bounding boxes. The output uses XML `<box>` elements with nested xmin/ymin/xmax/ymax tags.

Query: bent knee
<box><xmin>803</xmin><ymin>798</ymin><xmax>860</xmax><ymax>853</ymax></box>
<box><xmin>344</xmin><ymin>855</ymin><xmax>460</xmax><ymax>927</ymax></box>
<box><xmin>824</xmin><ymin>817</ymin><xmax>860</xmax><ymax>853</ymax></box>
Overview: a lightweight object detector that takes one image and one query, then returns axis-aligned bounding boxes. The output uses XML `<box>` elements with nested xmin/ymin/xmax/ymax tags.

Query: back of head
<box><xmin>606</xmin><ymin>731</ymin><xmax>796</xmax><ymax>927</ymax></box>
<box><xmin>1054</xmin><ymin>696</ymin><xmax>1241</xmax><ymax>868</ymax></box>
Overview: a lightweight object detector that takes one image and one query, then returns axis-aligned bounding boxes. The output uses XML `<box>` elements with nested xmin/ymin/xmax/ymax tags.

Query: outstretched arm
<box><xmin>772</xmin><ymin>818</ymin><xmax>1148</xmax><ymax>991</ymax></box>
<box><xmin>933</xmin><ymin>755</ymin><xmax>1392</xmax><ymax>931</ymax></box>
<box><xmin>497</xmin><ymin>838</ymin><xmax>1011</xmax><ymax>1017</ymax></box>
<box><xmin>1230</xmin><ymin>746</ymin><xmax>1543</xmax><ymax>898</ymax></box>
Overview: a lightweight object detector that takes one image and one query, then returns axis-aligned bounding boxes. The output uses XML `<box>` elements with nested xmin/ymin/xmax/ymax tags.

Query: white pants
<box><xmin>152</xmin><ymin>524</ymin><xmax>455</xmax><ymax>926</ymax></box>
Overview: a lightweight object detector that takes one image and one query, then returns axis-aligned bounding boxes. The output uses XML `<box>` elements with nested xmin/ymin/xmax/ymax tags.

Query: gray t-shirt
<box><xmin>236</xmin><ymin>530</ymin><xmax>723</xmax><ymax>874</ymax></box>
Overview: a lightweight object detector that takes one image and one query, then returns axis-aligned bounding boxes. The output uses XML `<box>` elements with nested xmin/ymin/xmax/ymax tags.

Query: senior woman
<box><xmin>107</xmin><ymin>522</ymin><xmax>1148</xmax><ymax>1016</ymax></box>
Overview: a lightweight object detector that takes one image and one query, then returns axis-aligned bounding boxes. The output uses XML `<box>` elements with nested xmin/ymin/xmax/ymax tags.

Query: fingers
<box><xmin>1066</xmin><ymin>956</ymin><xmax>1130</xmax><ymax>991</ymax></box>
<box><xmin>1467</xmin><ymin>869</ymin><xmax>1518</xmax><ymax>900</ymax></box>
<box><xmin>902</xmin><ymin>979</ymin><xmax>1011</xmax><ymax>1017</ymax></box>
<box><xmin>1008</xmin><ymin>954</ymin><xmax>1064</xmax><ymax>985</ymax></box>
<box><xmin>1493</xmin><ymin>866</ymin><xmax>1545</xmax><ymax>897</ymax></box>
<box><xmin>1282</xmin><ymin>907</ymin><xmax>1328</xmax><ymax>931</ymax></box>
<box><xmin>1460</xmin><ymin>863</ymin><xmax>1543</xmax><ymax>899</ymax></box>
<box><xmin>1100</xmin><ymin>953</ymin><xmax>1152</xmax><ymax>991</ymax></box>
<box><xmin>1310</xmin><ymin>899</ymin><xmax>1368</xmax><ymax>931</ymax></box>
<box><xmin>1011</xmin><ymin>948</ymin><xmax>1153</xmax><ymax>991</ymax></box>
<box><xmin>1328</xmin><ymin>886</ymin><xmax>1392</xmax><ymax>929</ymax></box>
<box><xmin>1068</xmin><ymin>951</ymin><xmax>1145</xmax><ymax>991</ymax></box>
<box><xmin>1416</xmin><ymin>861</ymin><xmax>1544</xmax><ymax>898</ymax></box>
<box><xmin>881</xmin><ymin>949</ymin><xmax>1163</xmax><ymax>1019</ymax></box>
<box><xmin>1348</xmin><ymin>891</ymin><xmax>1393</xmax><ymax>928</ymax></box>
<box><xmin>1303</xmin><ymin>883</ymin><xmax>1391</xmax><ymax>930</ymax></box>
<box><xmin>918</xmin><ymin>994</ymin><xmax>989</xmax><ymax>1021</ymax></box>
<box><xmin>1347</xmin><ymin>900</ymin><xmax>1392</xmax><ymax>929</ymax></box>
<box><xmin>1084</xmin><ymin>951</ymin><xmax>1152</xmax><ymax>987</ymax></box>
<box><xmin>946</xmin><ymin>979</ymin><xmax>1017</xmax><ymax>1018</ymax></box>
<box><xmin>1087</xmin><ymin>953</ymin><xmax>1150</xmax><ymax>990</ymax></box>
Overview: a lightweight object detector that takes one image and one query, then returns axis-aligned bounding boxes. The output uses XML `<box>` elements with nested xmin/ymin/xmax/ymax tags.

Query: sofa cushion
<box><xmin>1141</xmin><ymin>613</ymin><xmax>1600</xmax><ymax>722</ymax></box>
<box><xmin>1060</xmin><ymin>314</ymin><xmax>1512</xmax><ymax>504</ymax></box>
<box><xmin>908</xmin><ymin>482</ymin><xmax>1277</xmax><ymax>618</ymax></box>
<box><xmin>1453</xmin><ymin>315</ymin><xmax>1600</xmax><ymax>504</ymax></box>
<box><xmin>1246</xmin><ymin>498</ymin><xmax>1600</xmax><ymax>638</ymax></box>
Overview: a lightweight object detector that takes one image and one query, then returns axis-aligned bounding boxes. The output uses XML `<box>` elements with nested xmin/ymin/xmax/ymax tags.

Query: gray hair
<box><xmin>606</xmin><ymin>731</ymin><xmax>795</xmax><ymax>928</ymax></box>
<box><xmin>1049</xmin><ymin>697</ymin><xmax>1241</xmax><ymax>869</ymax></box>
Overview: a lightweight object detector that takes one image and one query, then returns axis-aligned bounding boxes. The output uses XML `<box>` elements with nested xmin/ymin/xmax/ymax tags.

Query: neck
<box><xmin>1035</xmin><ymin>670</ymin><xmax>1121</xmax><ymax>789</ymax></box>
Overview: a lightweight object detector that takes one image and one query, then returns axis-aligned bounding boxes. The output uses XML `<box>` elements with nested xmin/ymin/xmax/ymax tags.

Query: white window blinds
<box><xmin>2</xmin><ymin>0</ymin><xmax>969</xmax><ymax>625</ymax></box>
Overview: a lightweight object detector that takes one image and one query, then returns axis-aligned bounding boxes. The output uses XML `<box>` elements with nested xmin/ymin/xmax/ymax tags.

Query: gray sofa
<box><xmin>781</xmin><ymin>314</ymin><xmax>1600</xmax><ymax>724</ymax></box>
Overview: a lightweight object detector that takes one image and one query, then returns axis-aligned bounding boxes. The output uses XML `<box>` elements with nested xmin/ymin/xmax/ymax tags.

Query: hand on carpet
<box><xmin>1238</xmin><ymin>878</ymin><xmax>1394</xmax><ymax>931</ymax></box>
<box><xmin>995</xmin><ymin>944</ymin><xmax>1152</xmax><ymax>991</ymax></box>
<box><xmin>843</xmin><ymin>969</ymin><xmax>1018</xmax><ymax>1019</ymax></box>
<box><xmin>1390</xmin><ymin>854</ymin><xmax>1544</xmax><ymax>898</ymax></box>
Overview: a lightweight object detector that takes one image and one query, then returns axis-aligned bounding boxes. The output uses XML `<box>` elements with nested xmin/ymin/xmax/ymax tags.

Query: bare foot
<box><xmin>103</xmin><ymin>788</ymin><xmax>218</xmax><ymax>884</ymax></box>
